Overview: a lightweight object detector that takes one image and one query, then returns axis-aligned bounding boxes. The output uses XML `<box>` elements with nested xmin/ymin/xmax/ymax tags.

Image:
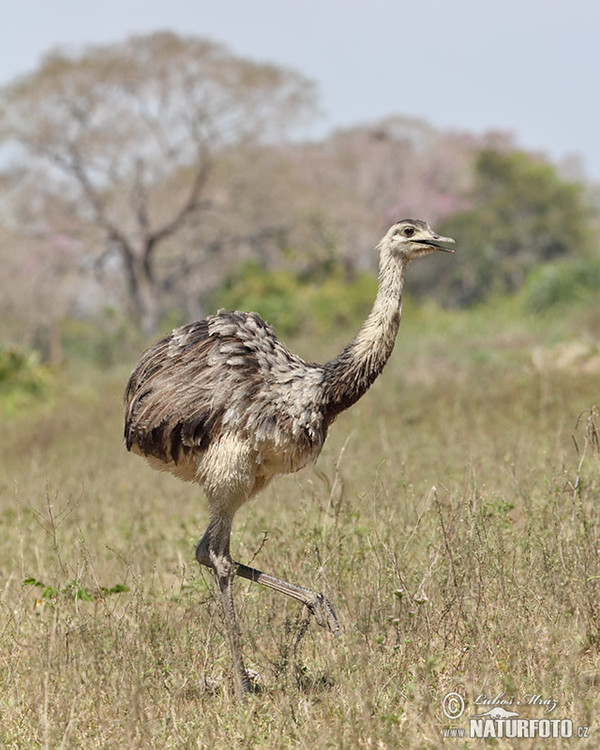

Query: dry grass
<box><xmin>1</xmin><ymin>310</ymin><xmax>600</xmax><ymax>748</ymax></box>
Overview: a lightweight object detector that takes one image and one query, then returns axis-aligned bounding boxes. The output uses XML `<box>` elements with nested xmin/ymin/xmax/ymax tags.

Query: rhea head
<box><xmin>380</xmin><ymin>218</ymin><xmax>455</xmax><ymax>261</ymax></box>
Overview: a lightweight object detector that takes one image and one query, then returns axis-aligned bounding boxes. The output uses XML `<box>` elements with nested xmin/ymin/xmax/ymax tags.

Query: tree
<box><xmin>0</xmin><ymin>166</ymin><xmax>96</xmax><ymax>363</ymax></box>
<box><xmin>435</xmin><ymin>148</ymin><xmax>597</xmax><ymax>305</ymax></box>
<box><xmin>0</xmin><ymin>32</ymin><xmax>316</xmax><ymax>334</ymax></box>
<box><xmin>273</xmin><ymin>117</ymin><xmax>492</xmax><ymax>280</ymax></box>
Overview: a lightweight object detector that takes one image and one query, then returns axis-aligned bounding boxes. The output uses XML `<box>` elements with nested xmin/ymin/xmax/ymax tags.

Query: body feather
<box><xmin>125</xmin><ymin>310</ymin><xmax>328</xmax><ymax>491</ymax></box>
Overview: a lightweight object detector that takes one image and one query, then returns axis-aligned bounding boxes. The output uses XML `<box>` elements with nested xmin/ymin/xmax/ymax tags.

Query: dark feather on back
<box><xmin>124</xmin><ymin>310</ymin><xmax>322</xmax><ymax>468</ymax></box>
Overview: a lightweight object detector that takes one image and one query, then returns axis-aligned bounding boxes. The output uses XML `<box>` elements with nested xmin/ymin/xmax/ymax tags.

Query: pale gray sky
<box><xmin>2</xmin><ymin>0</ymin><xmax>599</xmax><ymax>178</ymax></box>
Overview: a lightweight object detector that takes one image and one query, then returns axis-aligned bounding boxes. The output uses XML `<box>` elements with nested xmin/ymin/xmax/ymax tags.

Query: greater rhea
<box><xmin>124</xmin><ymin>219</ymin><xmax>455</xmax><ymax>697</ymax></box>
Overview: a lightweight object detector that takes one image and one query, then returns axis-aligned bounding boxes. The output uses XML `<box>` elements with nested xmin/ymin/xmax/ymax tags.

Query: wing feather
<box><xmin>125</xmin><ymin>310</ymin><xmax>325</xmax><ymax>468</ymax></box>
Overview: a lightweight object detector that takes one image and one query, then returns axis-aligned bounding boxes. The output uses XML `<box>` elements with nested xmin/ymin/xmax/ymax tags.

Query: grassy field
<box><xmin>1</xmin><ymin>299</ymin><xmax>599</xmax><ymax>748</ymax></box>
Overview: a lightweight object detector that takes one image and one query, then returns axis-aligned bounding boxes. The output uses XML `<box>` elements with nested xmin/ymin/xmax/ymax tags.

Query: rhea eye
<box><xmin>403</xmin><ymin>226</ymin><xmax>415</xmax><ymax>237</ymax></box>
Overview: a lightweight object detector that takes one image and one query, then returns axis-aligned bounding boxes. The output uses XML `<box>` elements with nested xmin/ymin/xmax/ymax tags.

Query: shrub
<box><xmin>60</xmin><ymin>308</ymin><xmax>146</xmax><ymax>366</ymax></box>
<box><xmin>212</xmin><ymin>261</ymin><xmax>378</xmax><ymax>338</ymax></box>
<box><xmin>524</xmin><ymin>259</ymin><xmax>600</xmax><ymax>313</ymax></box>
<box><xmin>0</xmin><ymin>344</ymin><xmax>50</xmax><ymax>411</ymax></box>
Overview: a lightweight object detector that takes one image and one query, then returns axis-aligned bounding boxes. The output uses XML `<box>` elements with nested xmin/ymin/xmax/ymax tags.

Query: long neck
<box><xmin>322</xmin><ymin>247</ymin><xmax>406</xmax><ymax>421</ymax></box>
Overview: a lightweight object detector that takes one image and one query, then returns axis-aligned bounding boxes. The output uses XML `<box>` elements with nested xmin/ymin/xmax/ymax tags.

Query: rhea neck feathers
<box><xmin>322</xmin><ymin>243</ymin><xmax>406</xmax><ymax>421</ymax></box>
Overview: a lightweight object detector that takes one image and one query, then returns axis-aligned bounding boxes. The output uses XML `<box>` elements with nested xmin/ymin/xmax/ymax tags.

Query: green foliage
<box><xmin>60</xmin><ymin>308</ymin><xmax>145</xmax><ymax>366</ymax></box>
<box><xmin>524</xmin><ymin>258</ymin><xmax>600</xmax><ymax>312</ymax></box>
<box><xmin>0</xmin><ymin>344</ymin><xmax>50</xmax><ymax>411</ymax></box>
<box><xmin>437</xmin><ymin>148</ymin><xmax>596</xmax><ymax>306</ymax></box>
<box><xmin>23</xmin><ymin>576</ymin><xmax>130</xmax><ymax>604</ymax></box>
<box><xmin>213</xmin><ymin>262</ymin><xmax>306</xmax><ymax>336</ymax></box>
<box><xmin>213</xmin><ymin>260</ymin><xmax>378</xmax><ymax>338</ymax></box>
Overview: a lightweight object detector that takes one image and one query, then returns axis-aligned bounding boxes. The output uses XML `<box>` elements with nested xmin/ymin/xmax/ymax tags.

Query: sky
<box><xmin>1</xmin><ymin>0</ymin><xmax>600</xmax><ymax>179</ymax></box>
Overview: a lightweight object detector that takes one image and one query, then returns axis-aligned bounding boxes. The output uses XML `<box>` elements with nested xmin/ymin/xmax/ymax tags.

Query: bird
<box><xmin>124</xmin><ymin>218</ymin><xmax>454</xmax><ymax>698</ymax></box>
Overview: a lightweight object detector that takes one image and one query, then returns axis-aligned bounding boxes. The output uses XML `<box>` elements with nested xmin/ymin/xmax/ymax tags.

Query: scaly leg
<box><xmin>196</xmin><ymin>517</ymin><xmax>251</xmax><ymax>698</ymax></box>
<box><xmin>196</xmin><ymin>517</ymin><xmax>340</xmax><ymax>696</ymax></box>
<box><xmin>235</xmin><ymin>562</ymin><xmax>339</xmax><ymax>634</ymax></box>
<box><xmin>197</xmin><ymin>529</ymin><xmax>339</xmax><ymax>634</ymax></box>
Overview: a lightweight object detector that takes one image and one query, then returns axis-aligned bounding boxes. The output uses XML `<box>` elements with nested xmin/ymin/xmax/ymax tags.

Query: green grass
<box><xmin>1</xmin><ymin>300</ymin><xmax>599</xmax><ymax>748</ymax></box>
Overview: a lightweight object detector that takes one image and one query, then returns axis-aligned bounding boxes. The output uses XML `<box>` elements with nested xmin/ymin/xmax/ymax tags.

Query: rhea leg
<box><xmin>196</xmin><ymin>512</ymin><xmax>339</xmax><ymax>697</ymax></box>
<box><xmin>235</xmin><ymin>563</ymin><xmax>339</xmax><ymax>634</ymax></box>
<box><xmin>197</xmin><ymin>522</ymin><xmax>339</xmax><ymax>634</ymax></box>
<box><xmin>196</xmin><ymin>516</ymin><xmax>251</xmax><ymax>698</ymax></box>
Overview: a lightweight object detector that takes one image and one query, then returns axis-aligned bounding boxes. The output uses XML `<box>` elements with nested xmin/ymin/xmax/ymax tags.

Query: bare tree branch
<box><xmin>0</xmin><ymin>31</ymin><xmax>317</xmax><ymax>333</ymax></box>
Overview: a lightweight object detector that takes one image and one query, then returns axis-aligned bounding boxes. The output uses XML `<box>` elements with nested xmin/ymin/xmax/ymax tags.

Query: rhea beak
<box><xmin>434</xmin><ymin>235</ymin><xmax>455</xmax><ymax>253</ymax></box>
<box><xmin>418</xmin><ymin>234</ymin><xmax>455</xmax><ymax>253</ymax></box>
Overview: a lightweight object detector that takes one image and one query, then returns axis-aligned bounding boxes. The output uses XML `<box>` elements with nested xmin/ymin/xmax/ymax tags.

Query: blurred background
<box><xmin>1</xmin><ymin>0</ymin><xmax>599</xmax><ymax>382</ymax></box>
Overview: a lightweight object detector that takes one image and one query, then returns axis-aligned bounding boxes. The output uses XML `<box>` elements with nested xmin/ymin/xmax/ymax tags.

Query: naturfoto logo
<box><xmin>441</xmin><ymin>690</ymin><xmax>590</xmax><ymax>741</ymax></box>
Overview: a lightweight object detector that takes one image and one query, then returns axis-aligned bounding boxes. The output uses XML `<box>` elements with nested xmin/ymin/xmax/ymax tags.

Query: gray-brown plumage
<box><xmin>124</xmin><ymin>219</ymin><xmax>454</xmax><ymax>698</ymax></box>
